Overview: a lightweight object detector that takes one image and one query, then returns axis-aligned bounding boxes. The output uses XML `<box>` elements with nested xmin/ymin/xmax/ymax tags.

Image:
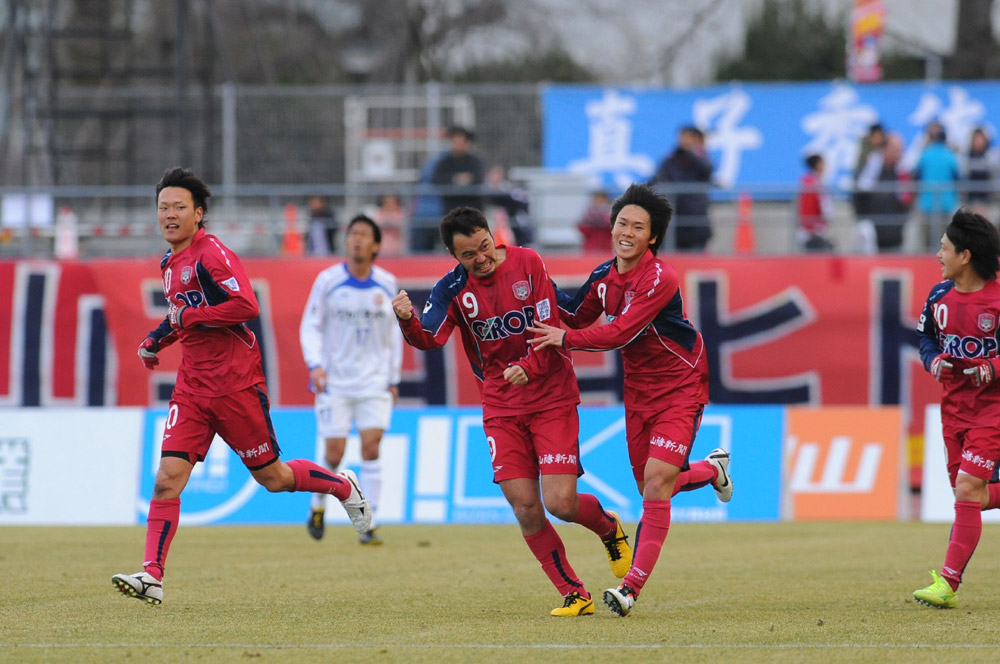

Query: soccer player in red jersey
<box><xmin>112</xmin><ymin>168</ymin><xmax>372</xmax><ymax>605</ymax></box>
<box><xmin>527</xmin><ymin>183</ymin><xmax>732</xmax><ymax>616</ymax></box>
<box><xmin>391</xmin><ymin>206</ymin><xmax>632</xmax><ymax>617</ymax></box>
<box><xmin>913</xmin><ymin>207</ymin><xmax>1000</xmax><ymax>608</ymax></box>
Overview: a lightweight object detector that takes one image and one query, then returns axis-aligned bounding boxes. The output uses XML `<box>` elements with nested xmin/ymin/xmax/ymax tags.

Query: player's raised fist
<box><xmin>392</xmin><ymin>290</ymin><xmax>413</xmax><ymax>320</ymax></box>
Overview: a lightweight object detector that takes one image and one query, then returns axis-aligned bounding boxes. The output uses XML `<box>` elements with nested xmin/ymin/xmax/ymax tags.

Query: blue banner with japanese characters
<box><xmin>542</xmin><ymin>81</ymin><xmax>1000</xmax><ymax>192</ymax></box>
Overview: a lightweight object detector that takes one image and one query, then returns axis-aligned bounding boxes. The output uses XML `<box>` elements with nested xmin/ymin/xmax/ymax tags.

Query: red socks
<box><xmin>622</xmin><ymin>500</ymin><xmax>670</xmax><ymax>594</ymax></box>
<box><xmin>574</xmin><ymin>493</ymin><xmax>617</xmax><ymax>539</ymax></box>
<box><xmin>143</xmin><ymin>498</ymin><xmax>180</xmax><ymax>581</ymax></box>
<box><xmin>286</xmin><ymin>459</ymin><xmax>351</xmax><ymax>500</ymax></box>
<box><xmin>941</xmin><ymin>500</ymin><xmax>982</xmax><ymax>591</ymax></box>
<box><xmin>985</xmin><ymin>483</ymin><xmax>1000</xmax><ymax>510</ymax></box>
<box><xmin>524</xmin><ymin>520</ymin><xmax>587</xmax><ymax>598</ymax></box>
<box><xmin>673</xmin><ymin>460</ymin><xmax>717</xmax><ymax>496</ymax></box>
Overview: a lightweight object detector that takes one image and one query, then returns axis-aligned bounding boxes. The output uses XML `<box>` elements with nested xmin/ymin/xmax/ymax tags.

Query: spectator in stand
<box><xmin>485</xmin><ymin>165</ymin><xmax>533</xmax><ymax>247</ymax></box>
<box><xmin>796</xmin><ymin>154</ymin><xmax>834</xmax><ymax>252</ymax></box>
<box><xmin>306</xmin><ymin>196</ymin><xmax>338</xmax><ymax>255</ymax></box>
<box><xmin>410</xmin><ymin>149</ymin><xmax>447</xmax><ymax>253</ymax></box>
<box><xmin>857</xmin><ymin>132</ymin><xmax>913</xmax><ymax>252</ymax></box>
<box><xmin>651</xmin><ymin>126</ymin><xmax>713</xmax><ymax>251</ymax></box>
<box><xmin>432</xmin><ymin>125</ymin><xmax>485</xmax><ymax>214</ymax></box>
<box><xmin>913</xmin><ymin>121</ymin><xmax>961</xmax><ymax>250</ymax></box>
<box><xmin>852</xmin><ymin>124</ymin><xmax>886</xmax><ymax>224</ymax></box>
<box><xmin>369</xmin><ymin>194</ymin><xmax>407</xmax><ymax>257</ymax></box>
<box><xmin>577</xmin><ymin>189</ymin><xmax>613</xmax><ymax>253</ymax></box>
<box><xmin>964</xmin><ymin>127</ymin><xmax>1000</xmax><ymax>216</ymax></box>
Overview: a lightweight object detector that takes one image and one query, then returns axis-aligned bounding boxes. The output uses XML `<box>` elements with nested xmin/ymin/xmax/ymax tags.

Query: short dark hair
<box><xmin>680</xmin><ymin>125</ymin><xmax>704</xmax><ymax>141</ymax></box>
<box><xmin>805</xmin><ymin>154</ymin><xmax>823</xmax><ymax>170</ymax></box>
<box><xmin>440</xmin><ymin>206</ymin><xmax>490</xmax><ymax>253</ymax></box>
<box><xmin>156</xmin><ymin>167</ymin><xmax>211</xmax><ymax>227</ymax></box>
<box><xmin>609</xmin><ymin>183</ymin><xmax>673</xmax><ymax>255</ymax></box>
<box><xmin>346</xmin><ymin>214</ymin><xmax>382</xmax><ymax>260</ymax></box>
<box><xmin>347</xmin><ymin>214</ymin><xmax>382</xmax><ymax>244</ymax></box>
<box><xmin>945</xmin><ymin>207</ymin><xmax>1000</xmax><ymax>281</ymax></box>
<box><xmin>447</xmin><ymin>125</ymin><xmax>474</xmax><ymax>141</ymax></box>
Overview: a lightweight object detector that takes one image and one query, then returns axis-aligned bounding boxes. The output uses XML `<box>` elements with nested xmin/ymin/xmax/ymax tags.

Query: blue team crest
<box><xmin>979</xmin><ymin>313</ymin><xmax>996</xmax><ymax>333</ymax></box>
<box><xmin>181</xmin><ymin>266</ymin><xmax>193</xmax><ymax>284</ymax></box>
<box><xmin>512</xmin><ymin>280</ymin><xmax>530</xmax><ymax>301</ymax></box>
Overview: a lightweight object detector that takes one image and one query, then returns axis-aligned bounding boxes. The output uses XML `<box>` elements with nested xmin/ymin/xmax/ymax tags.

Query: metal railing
<box><xmin>0</xmin><ymin>180</ymin><xmax>995</xmax><ymax>258</ymax></box>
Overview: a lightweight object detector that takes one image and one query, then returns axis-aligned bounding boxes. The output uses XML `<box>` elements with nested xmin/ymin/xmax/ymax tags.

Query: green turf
<box><xmin>1</xmin><ymin>521</ymin><xmax>999</xmax><ymax>663</ymax></box>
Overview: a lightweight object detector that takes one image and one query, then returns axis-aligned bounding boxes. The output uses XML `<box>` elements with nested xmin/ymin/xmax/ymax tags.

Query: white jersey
<box><xmin>300</xmin><ymin>263</ymin><xmax>403</xmax><ymax>397</ymax></box>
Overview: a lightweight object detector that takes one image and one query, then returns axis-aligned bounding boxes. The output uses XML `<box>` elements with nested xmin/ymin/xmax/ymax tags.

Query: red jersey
<box><xmin>918</xmin><ymin>278</ymin><xmax>1000</xmax><ymax>427</ymax></box>
<box><xmin>398</xmin><ymin>245</ymin><xmax>579</xmax><ymax>416</ymax></box>
<box><xmin>797</xmin><ymin>171</ymin><xmax>828</xmax><ymax>234</ymax></box>
<box><xmin>148</xmin><ymin>228</ymin><xmax>265</xmax><ymax>397</ymax></box>
<box><xmin>556</xmin><ymin>250</ymin><xmax>708</xmax><ymax>412</ymax></box>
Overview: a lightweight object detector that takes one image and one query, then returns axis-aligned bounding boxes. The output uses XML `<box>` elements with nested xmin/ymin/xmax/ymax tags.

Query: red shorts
<box><xmin>625</xmin><ymin>401</ymin><xmax>704</xmax><ymax>482</ymax></box>
<box><xmin>483</xmin><ymin>405</ymin><xmax>582</xmax><ymax>482</ymax></box>
<box><xmin>942</xmin><ymin>424</ymin><xmax>1000</xmax><ymax>484</ymax></box>
<box><xmin>161</xmin><ymin>383</ymin><xmax>281</xmax><ymax>471</ymax></box>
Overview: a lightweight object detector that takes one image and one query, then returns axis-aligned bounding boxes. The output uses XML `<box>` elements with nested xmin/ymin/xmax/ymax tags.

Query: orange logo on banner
<box><xmin>785</xmin><ymin>407</ymin><xmax>901</xmax><ymax>520</ymax></box>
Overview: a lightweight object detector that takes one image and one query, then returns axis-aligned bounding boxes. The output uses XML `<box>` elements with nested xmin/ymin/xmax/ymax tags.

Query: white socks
<box><xmin>360</xmin><ymin>458</ymin><xmax>382</xmax><ymax>526</ymax></box>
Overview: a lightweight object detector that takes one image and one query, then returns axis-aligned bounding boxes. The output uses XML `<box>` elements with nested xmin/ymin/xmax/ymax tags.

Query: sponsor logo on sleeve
<box><xmin>221</xmin><ymin>276</ymin><xmax>240</xmax><ymax>292</ymax></box>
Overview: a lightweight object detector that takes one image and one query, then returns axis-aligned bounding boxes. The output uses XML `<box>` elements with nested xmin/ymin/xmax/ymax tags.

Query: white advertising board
<box><xmin>921</xmin><ymin>404</ymin><xmax>1000</xmax><ymax>523</ymax></box>
<box><xmin>0</xmin><ymin>408</ymin><xmax>143</xmax><ymax>524</ymax></box>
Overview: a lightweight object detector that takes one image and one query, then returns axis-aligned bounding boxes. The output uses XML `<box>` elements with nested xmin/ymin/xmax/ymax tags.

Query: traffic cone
<box><xmin>282</xmin><ymin>203</ymin><xmax>303</xmax><ymax>256</ymax></box>
<box><xmin>734</xmin><ymin>192</ymin><xmax>756</xmax><ymax>254</ymax></box>
<box><xmin>492</xmin><ymin>208</ymin><xmax>514</xmax><ymax>246</ymax></box>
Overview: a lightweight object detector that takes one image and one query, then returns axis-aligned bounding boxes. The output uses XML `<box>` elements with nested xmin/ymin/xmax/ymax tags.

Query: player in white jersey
<box><xmin>300</xmin><ymin>214</ymin><xmax>403</xmax><ymax>544</ymax></box>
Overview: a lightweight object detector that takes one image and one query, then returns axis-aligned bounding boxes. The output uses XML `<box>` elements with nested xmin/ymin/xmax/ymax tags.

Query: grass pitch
<box><xmin>2</xmin><ymin>521</ymin><xmax>999</xmax><ymax>663</ymax></box>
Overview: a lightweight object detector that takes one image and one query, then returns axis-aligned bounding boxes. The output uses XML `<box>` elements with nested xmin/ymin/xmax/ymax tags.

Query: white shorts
<box><xmin>314</xmin><ymin>391</ymin><xmax>393</xmax><ymax>438</ymax></box>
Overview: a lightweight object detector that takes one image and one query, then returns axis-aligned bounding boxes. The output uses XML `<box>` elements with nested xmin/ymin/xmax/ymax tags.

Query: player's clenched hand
<box><xmin>930</xmin><ymin>353</ymin><xmax>954</xmax><ymax>382</ymax></box>
<box><xmin>309</xmin><ymin>366</ymin><xmax>327</xmax><ymax>393</ymax></box>
<box><xmin>963</xmin><ymin>359</ymin><xmax>996</xmax><ymax>387</ymax></box>
<box><xmin>526</xmin><ymin>321</ymin><xmax>566</xmax><ymax>350</ymax></box>
<box><xmin>504</xmin><ymin>364</ymin><xmax>529</xmax><ymax>386</ymax></box>
<box><xmin>137</xmin><ymin>337</ymin><xmax>159</xmax><ymax>369</ymax></box>
<box><xmin>392</xmin><ymin>290</ymin><xmax>414</xmax><ymax>320</ymax></box>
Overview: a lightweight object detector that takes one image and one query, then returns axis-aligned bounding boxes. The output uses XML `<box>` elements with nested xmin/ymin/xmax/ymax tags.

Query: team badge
<box><xmin>181</xmin><ymin>266</ymin><xmax>193</xmax><ymax>284</ymax></box>
<box><xmin>512</xmin><ymin>280</ymin><xmax>530</xmax><ymax>301</ymax></box>
<box><xmin>979</xmin><ymin>313</ymin><xmax>996</xmax><ymax>333</ymax></box>
<box><xmin>624</xmin><ymin>290</ymin><xmax>636</xmax><ymax>306</ymax></box>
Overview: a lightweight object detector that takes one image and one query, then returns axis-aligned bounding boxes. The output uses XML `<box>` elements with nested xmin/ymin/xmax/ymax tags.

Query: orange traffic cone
<box><xmin>492</xmin><ymin>208</ymin><xmax>515</xmax><ymax>246</ymax></box>
<box><xmin>734</xmin><ymin>192</ymin><xmax>756</xmax><ymax>254</ymax></box>
<box><xmin>282</xmin><ymin>203</ymin><xmax>303</xmax><ymax>256</ymax></box>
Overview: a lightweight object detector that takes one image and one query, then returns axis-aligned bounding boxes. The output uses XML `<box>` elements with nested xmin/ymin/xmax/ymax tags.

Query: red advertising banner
<box><xmin>1</xmin><ymin>255</ymin><xmax>944</xmax><ymax>441</ymax></box>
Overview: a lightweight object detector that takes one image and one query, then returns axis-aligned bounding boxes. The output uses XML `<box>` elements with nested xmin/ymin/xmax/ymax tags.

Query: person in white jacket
<box><xmin>300</xmin><ymin>214</ymin><xmax>403</xmax><ymax>544</ymax></box>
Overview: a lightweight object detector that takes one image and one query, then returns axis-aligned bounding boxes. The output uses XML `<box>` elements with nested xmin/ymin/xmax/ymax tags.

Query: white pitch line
<box><xmin>3</xmin><ymin>643</ymin><xmax>1000</xmax><ymax>650</ymax></box>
